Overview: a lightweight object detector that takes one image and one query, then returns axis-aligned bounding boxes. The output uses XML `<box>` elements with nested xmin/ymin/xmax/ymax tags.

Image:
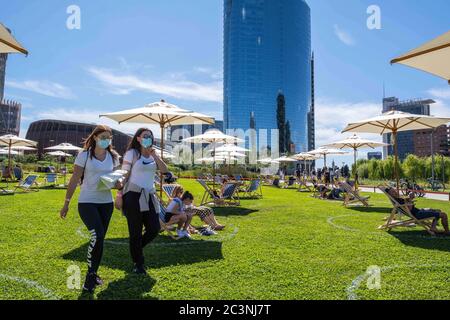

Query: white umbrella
<box><xmin>273</xmin><ymin>156</ymin><xmax>298</xmax><ymax>163</ymax></box>
<box><xmin>307</xmin><ymin>147</ymin><xmax>347</xmax><ymax>169</ymax></box>
<box><xmin>45</xmin><ymin>143</ymin><xmax>83</xmax><ymax>186</ymax></box>
<box><xmin>197</xmin><ymin>157</ymin><xmax>226</xmax><ymax>163</ymax></box>
<box><xmin>0</xmin><ymin>23</ymin><xmax>28</xmax><ymax>55</ymax></box>
<box><xmin>323</xmin><ymin>134</ymin><xmax>388</xmax><ymax>168</ymax></box>
<box><xmin>11</xmin><ymin>146</ymin><xmax>37</xmax><ymax>151</ymax></box>
<box><xmin>291</xmin><ymin>153</ymin><xmax>320</xmax><ymax>176</ymax></box>
<box><xmin>391</xmin><ymin>30</ymin><xmax>450</xmax><ymax>85</ymax></box>
<box><xmin>0</xmin><ymin>135</ymin><xmax>37</xmax><ymax>179</ymax></box>
<box><xmin>342</xmin><ymin>110</ymin><xmax>450</xmax><ymax>190</ymax></box>
<box><xmin>0</xmin><ymin>149</ymin><xmax>19</xmax><ymax>155</ymax></box>
<box><xmin>47</xmin><ymin>151</ymin><xmax>73</xmax><ymax>157</ymax></box>
<box><xmin>100</xmin><ymin>99</ymin><xmax>215</xmax><ymax>198</ymax></box>
<box><xmin>183</xmin><ymin>129</ymin><xmax>243</xmax><ymax>189</ymax></box>
<box><xmin>215</xmin><ymin>151</ymin><xmax>246</xmax><ymax>158</ymax></box>
<box><xmin>257</xmin><ymin>158</ymin><xmax>280</xmax><ymax>165</ymax></box>
<box><xmin>45</xmin><ymin>143</ymin><xmax>83</xmax><ymax>152</ymax></box>
<box><xmin>214</xmin><ymin>144</ymin><xmax>250</xmax><ymax>153</ymax></box>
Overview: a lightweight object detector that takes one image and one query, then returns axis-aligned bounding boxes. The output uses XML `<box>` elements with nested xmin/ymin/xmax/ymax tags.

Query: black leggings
<box><xmin>123</xmin><ymin>192</ymin><xmax>160</xmax><ymax>265</ymax></box>
<box><xmin>78</xmin><ymin>202</ymin><xmax>114</xmax><ymax>274</ymax></box>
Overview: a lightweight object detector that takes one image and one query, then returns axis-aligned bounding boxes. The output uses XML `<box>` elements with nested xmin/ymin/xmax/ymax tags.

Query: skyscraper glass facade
<box><xmin>223</xmin><ymin>0</ymin><xmax>311</xmax><ymax>152</ymax></box>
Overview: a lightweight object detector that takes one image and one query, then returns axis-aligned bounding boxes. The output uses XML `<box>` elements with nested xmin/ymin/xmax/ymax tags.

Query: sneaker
<box><xmin>176</xmin><ymin>229</ymin><xmax>185</xmax><ymax>238</ymax></box>
<box><xmin>82</xmin><ymin>272</ymin><xmax>97</xmax><ymax>293</ymax></box>
<box><xmin>133</xmin><ymin>264</ymin><xmax>147</xmax><ymax>275</ymax></box>
<box><xmin>183</xmin><ymin>230</ymin><xmax>192</xmax><ymax>239</ymax></box>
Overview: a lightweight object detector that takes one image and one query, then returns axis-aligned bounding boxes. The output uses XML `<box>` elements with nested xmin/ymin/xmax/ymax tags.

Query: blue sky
<box><xmin>1</xmin><ymin>0</ymin><xmax>449</xmax><ymax>166</ymax></box>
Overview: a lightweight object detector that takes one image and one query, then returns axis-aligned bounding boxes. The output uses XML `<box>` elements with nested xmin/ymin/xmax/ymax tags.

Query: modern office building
<box><xmin>307</xmin><ymin>52</ymin><xmax>315</xmax><ymax>152</ymax></box>
<box><xmin>0</xmin><ymin>53</ymin><xmax>6</xmax><ymax>102</ymax></box>
<box><xmin>367</xmin><ymin>152</ymin><xmax>382</xmax><ymax>160</ymax></box>
<box><xmin>25</xmin><ymin>120</ymin><xmax>132</xmax><ymax>156</ymax></box>
<box><xmin>0</xmin><ymin>99</ymin><xmax>21</xmax><ymax>136</ymax></box>
<box><xmin>223</xmin><ymin>0</ymin><xmax>311</xmax><ymax>153</ymax></box>
<box><xmin>382</xmin><ymin>97</ymin><xmax>438</xmax><ymax>160</ymax></box>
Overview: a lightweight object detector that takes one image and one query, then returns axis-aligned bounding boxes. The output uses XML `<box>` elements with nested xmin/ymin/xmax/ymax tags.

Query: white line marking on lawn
<box><xmin>76</xmin><ymin>222</ymin><xmax>239</xmax><ymax>247</ymax></box>
<box><xmin>0</xmin><ymin>273</ymin><xmax>61</xmax><ymax>300</ymax></box>
<box><xmin>347</xmin><ymin>263</ymin><xmax>450</xmax><ymax>300</ymax></box>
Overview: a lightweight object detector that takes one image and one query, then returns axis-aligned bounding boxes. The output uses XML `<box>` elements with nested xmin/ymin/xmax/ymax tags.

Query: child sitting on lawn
<box><xmin>171</xmin><ymin>186</ymin><xmax>225</xmax><ymax>232</ymax></box>
<box><xmin>165</xmin><ymin>189</ymin><xmax>194</xmax><ymax>239</ymax></box>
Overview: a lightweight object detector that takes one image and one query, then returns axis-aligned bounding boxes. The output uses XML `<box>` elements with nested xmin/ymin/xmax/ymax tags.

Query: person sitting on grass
<box><xmin>171</xmin><ymin>186</ymin><xmax>225</xmax><ymax>231</ymax></box>
<box><xmin>165</xmin><ymin>190</ymin><xmax>194</xmax><ymax>239</ymax></box>
<box><xmin>386</xmin><ymin>187</ymin><xmax>449</xmax><ymax>235</ymax></box>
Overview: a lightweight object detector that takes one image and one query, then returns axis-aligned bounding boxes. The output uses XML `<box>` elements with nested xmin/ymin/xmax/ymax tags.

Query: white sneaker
<box><xmin>183</xmin><ymin>230</ymin><xmax>192</xmax><ymax>239</ymax></box>
<box><xmin>176</xmin><ymin>229</ymin><xmax>185</xmax><ymax>238</ymax></box>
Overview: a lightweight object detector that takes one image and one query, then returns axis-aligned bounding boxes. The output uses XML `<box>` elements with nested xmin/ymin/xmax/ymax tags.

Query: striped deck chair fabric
<box><xmin>14</xmin><ymin>175</ymin><xmax>39</xmax><ymax>192</ymax></box>
<box><xmin>240</xmin><ymin>179</ymin><xmax>262</xmax><ymax>199</ymax></box>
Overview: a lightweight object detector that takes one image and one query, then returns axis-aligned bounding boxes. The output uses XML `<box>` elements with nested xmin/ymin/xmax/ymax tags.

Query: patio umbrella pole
<box><xmin>213</xmin><ymin>143</ymin><xmax>216</xmax><ymax>190</ymax></box>
<box><xmin>393</xmin><ymin>130</ymin><xmax>400</xmax><ymax>193</ymax></box>
<box><xmin>160</xmin><ymin>124</ymin><xmax>164</xmax><ymax>200</ymax></box>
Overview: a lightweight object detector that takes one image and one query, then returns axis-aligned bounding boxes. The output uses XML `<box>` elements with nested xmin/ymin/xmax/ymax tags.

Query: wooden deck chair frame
<box><xmin>240</xmin><ymin>179</ymin><xmax>263</xmax><ymax>199</ymax></box>
<box><xmin>198</xmin><ymin>179</ymin><xmax>216</xmax><ymax>206</ymax></box>
<box><xmin>157</xmin><ymin>197</ymin><xmax>181</xmax><ymax>240</ymax></box>
<box><xmin>340</xmin><ymin>181</ymin><xmax>370</xmax><ymax>207</ymax></box>
<box><xmin>378</xmin><ymin>186</ymin><xmax>435</xmax><ymax>235</ymax></box>
<box><xmin>219</xmin><ymin>182</ymin><xmax>241</xmax><ymax>206</ymax></box>
<box><xmin>14</xmin><ymin>175</ymin><xmax>39</xmax><ymax>193</ymax></box>
<box><xmin>297</xmin><ymin>177</ymin><xmax>312</xmax><ymax>192</ymax></box>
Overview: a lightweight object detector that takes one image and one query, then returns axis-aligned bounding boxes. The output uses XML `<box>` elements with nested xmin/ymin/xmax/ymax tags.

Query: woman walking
<box><xmin>60</xmin><ymin>125</ymin><xmax>120</xmax><ymax>293</ymax></box>
<box><xmin>115</xmin><ymin>128</ymin><xmax>168</xmax><ymax>275</ymax></box>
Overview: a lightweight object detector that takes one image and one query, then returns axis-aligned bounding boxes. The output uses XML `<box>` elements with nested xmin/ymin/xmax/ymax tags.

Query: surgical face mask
<box><xmin>97</xmin><ymin>139</ymin><xmax>111</xmax><ymax>149</ymax></box>
<box><xmin>141</xmin><ymin>137</ymin><xmax>153</xmax><ymax>149</ymax></box>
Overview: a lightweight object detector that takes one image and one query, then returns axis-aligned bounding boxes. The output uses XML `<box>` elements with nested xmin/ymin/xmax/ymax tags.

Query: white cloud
<box><xmin>315</xmin><ymin>98</ymin><xmax>381</xmax><ymax>147</ymax></box>
<box><xmin>28</xmin><ymin>108</ymin><xmax>158</xmax><ymax>138</ymax></box>
<box><xmin>333</xmin><ymin>25</ymin><xmax>356</xmax><ymax>46</ymax></box>
<box><xmin>428</xmin><ymin>87</ymin><xmax>450</xmax><ymax>100</ymax></box>
<box><xmin>6</xmin><ymin>80</ymin><xmax>75</xmax><ymax>99</ymax></box>
<box><xmin>87</xmin><ymin>66</ymin><xmax>222</xmax><ymax>103</ymax></box>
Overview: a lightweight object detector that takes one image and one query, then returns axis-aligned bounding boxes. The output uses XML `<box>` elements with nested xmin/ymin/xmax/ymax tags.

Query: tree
<box><xmin>276</xmin><ymin>92</ymin><xmax>286</xmax><ymax>153</ymax></box>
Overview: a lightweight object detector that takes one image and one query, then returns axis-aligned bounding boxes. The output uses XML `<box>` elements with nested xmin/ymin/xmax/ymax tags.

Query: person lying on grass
<box><xmin>165</xmin><ymin>190</ymin><xmax>194</xmax><ymax>239</ymax></box>
<box><xmin>386</xmin><ymin>187</ymin><xmax>449</xmax><ymax>235</ymax></box>
<box><xmin>171</xmin><ymin>186</ymin><xmax>225</xmax><ymax>232</ymax></box>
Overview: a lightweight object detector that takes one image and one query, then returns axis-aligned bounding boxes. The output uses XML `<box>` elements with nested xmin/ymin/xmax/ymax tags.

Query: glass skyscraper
<box><xmin>223</xmin><ymin>0</ymin><xmax>311</xmax><ymax>152</ymax></box>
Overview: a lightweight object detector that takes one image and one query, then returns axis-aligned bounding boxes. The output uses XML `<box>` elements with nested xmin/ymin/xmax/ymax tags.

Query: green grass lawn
<box><xmin>1</xmin><ymin>178</ymin><xmax>450</xmax><ymax>300</ymax></box>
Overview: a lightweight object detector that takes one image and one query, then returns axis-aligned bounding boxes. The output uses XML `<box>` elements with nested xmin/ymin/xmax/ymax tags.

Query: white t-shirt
<box><xmin>166</xmin><ymin>198</ymin><xmax>185</xmax><ymax>214</ymax></box>
<box><xmin>75</xmin><ymin>151</ymin><xmax>119</xmax><ymax>204</ymax></box>
<box><xmin>123</xmin><ymin>150</ymin><xmax>157</xmax><ymax>192</ymax></box>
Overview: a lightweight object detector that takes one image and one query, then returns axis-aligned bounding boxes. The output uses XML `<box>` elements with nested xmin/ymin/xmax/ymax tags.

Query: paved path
<box><xmin>359</xmin><ymin>186</ymin><xmax>449</xmax><ymax>202</ymax></box>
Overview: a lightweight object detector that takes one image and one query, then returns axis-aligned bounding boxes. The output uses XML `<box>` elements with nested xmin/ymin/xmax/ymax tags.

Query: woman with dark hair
<box><xmin>115</xmin><ymin>128</ymin><xmax>168</xmax><ymax>274</ymax></box>
<box><xmin>60</xmin><ymin>125</ymin><xmax>120</xmax><ymax>293</ymax></box>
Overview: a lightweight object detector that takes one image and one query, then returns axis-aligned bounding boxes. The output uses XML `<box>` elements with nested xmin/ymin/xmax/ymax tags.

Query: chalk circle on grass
<box><xmin>347</xmin><ymin>263</ymin><xmax>450</xmax><ymax>300</ymax></box>
<box><xmin>327</xmin><ymin>215</ymin><xmax>450</xmax><ymax>240</ymax></box>
<box><xmin>0</xmin><ymin>273</ymin><xmax>60</xmax><ymax>300</ymax></box>
<box><xmin>76</xmin><ymin>217</ymin><xmax>239</xmax><ymax>247</ymax></box>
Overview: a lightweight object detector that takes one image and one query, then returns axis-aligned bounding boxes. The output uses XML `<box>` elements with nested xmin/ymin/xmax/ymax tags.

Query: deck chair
<box><xmin>198</xmin><ymin>179</ymin><xmax>240</xmax><ymax>206</ymax></box>
<box><xmin>158</xmin><ymin>200</ymin><xmax>180</xmax><ymax>240</ymax></box>
<box><xmin>339</xmin><ymin>181</ymin><xmax>370</xmax><ymax>207</ymax></box>
<box><xmin>45</xmin><ymin>173</ymin><xmax>58</xmax><ymax>186</ymax></box>
<box><xmin>14</xmin><ymin>175</ymin><xmax>39</xmax><ymax>193</ymax></box>
<box><xmin>240</xmin><ymin>178</ymin><xmax>262</xmax><ymax>199</ymax></box>
<box><xmin>297</xmin><ymin>177</ymin><xmax>312</xmax><ymax>192</ymax></box>
<box><xmin>378</xmin><ymin>186</ymin><xmax>435</xmax><ymax>235</ymax></box>
<box><xmin>198</xmin><ymin>179</ymin><xmax>217</xmax><ymax>206</ymax></box>
<box><xmin>285</xmin><ymin>177</ymin><xmax>297</xmax><ymax>189</ymax></box>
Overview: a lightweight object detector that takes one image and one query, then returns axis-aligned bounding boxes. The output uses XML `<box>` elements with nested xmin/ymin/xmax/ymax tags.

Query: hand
<box><xmin>60</xmin><ymin>204</ymin><xmax>69</xmax><ymax>219</ymax></box>
<box><xmin>115</xmin><ymin>194</ymin><xmax>123</xmax><ymax>210</ymax></box>
<box><xmin>114</xmin><ymin>180</ymin><xmax>123</xmax><ymax>190</ymax></box>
